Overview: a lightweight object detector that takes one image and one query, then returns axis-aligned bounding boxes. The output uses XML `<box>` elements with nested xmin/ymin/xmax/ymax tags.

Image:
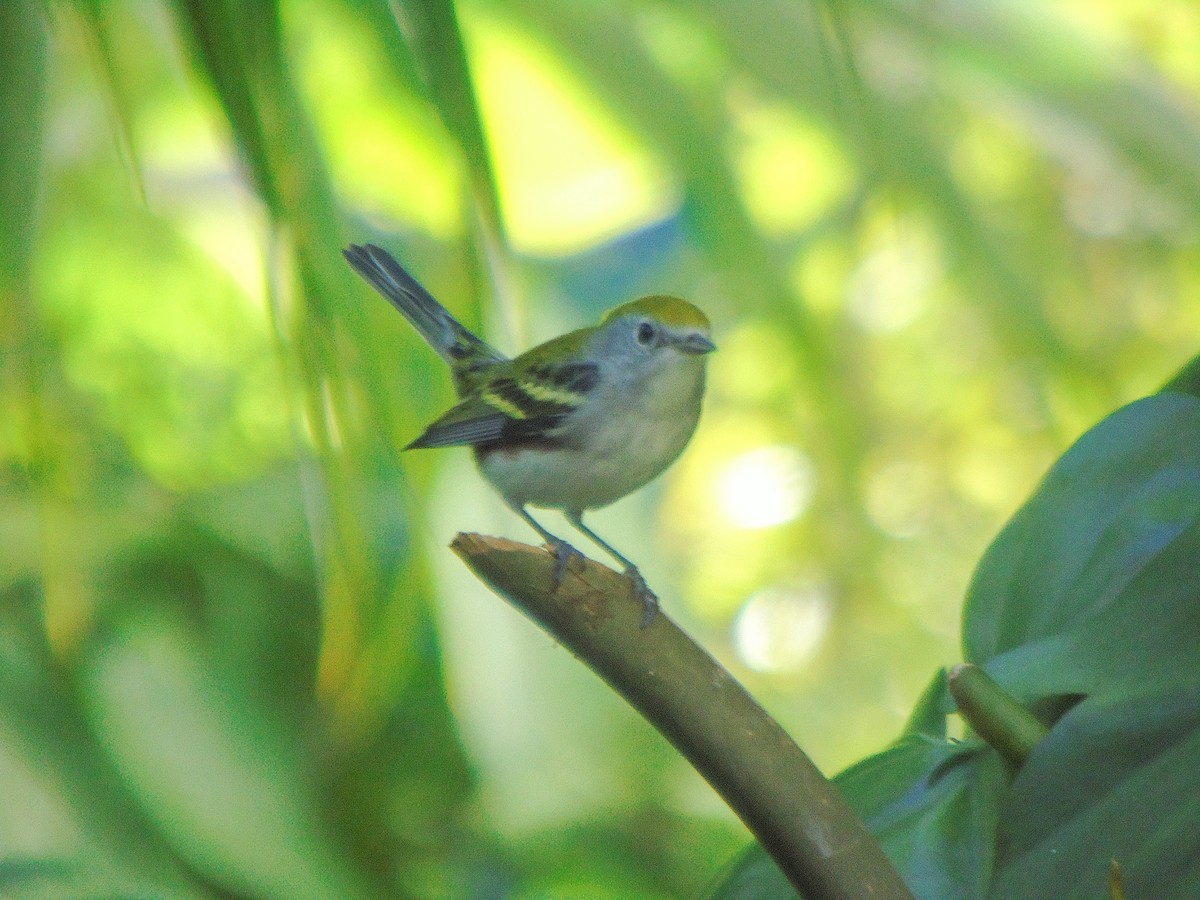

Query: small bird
<box><xmin>343</xmin><ymin>243</ymin><xmax>715</xmax><ymax>624</ymax></box>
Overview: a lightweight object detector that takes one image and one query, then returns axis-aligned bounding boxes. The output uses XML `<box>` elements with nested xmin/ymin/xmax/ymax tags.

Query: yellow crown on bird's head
<box><xmin>603</xmin><ymin>295</ymin><xmax>711</xmax><ymax>333</ymax></box>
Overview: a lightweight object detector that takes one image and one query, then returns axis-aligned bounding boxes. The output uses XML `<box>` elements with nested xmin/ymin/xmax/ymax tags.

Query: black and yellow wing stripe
<box><xmin>406</xmin><ymin>361</ymin><xmax>599</xmax><ymax>450</ymax></box>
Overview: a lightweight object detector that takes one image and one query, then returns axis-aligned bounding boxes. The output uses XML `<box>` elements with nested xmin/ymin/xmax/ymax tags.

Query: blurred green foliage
<box><xmin>3</xmin><ymin>0</ymin><xmax>1200</xmax><ymax>896</ymax></box>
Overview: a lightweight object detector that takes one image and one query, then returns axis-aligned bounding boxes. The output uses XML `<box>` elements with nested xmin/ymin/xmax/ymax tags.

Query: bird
<box><xmin>343</xmin><ymin>243</ymin><xmax>715</xmax><ymax>624</ymax></box>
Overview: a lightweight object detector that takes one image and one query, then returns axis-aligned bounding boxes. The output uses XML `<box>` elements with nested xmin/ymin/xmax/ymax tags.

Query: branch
<box><xmin>452</xmin><ymin>533</ymin><xmax>913</xmax><ymax>900</ymax></box>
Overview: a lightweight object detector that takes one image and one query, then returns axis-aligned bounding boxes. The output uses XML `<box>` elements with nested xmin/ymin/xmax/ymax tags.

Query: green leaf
<box><xmin>981</xmin><ymin>519</ymin><xmax>1200</xmax><ymax>700</ymax></box>
<box><xmin>990</xmin><ymin>680</ymin><xmax>1200</xmax><ymax>899</ymax></box>
<box><xmin>0</xmin><ymin>581</ymin><xmax>206</xmax><ymax>893</ymax></box>
<box><xmin>1161</xmin><ymin>353</ymin><xmax>1200</xmax><ymax>398</ymax></box>
<box><xmin>902</xmin><ymin>666</ymin><xmax>950</xmax><ymax>739</ymax></box>
<box><xmin>711</xmin><ymin>740</ymin><xmax>1007</xmax><ymax>899</ymax></box>
<box><xmin>0</xmin><ymin>0</ymin><xmax>45</xmax><ymax>289</ymax></box>
<box><xmin>956</xmin><ymin>392</ymin><xmax>1200</xmax><ymax>895</ymax></box>
<box><xmin>963</xmin><ymin>393</ymin><xmax>1200</xmax><ymax>681</ymax></box>
<box><xmin>393</xmin><ymin>0</ymin><xmax>506</xmax><ymax>247</ymax></box>
<box><xmin>840</xmin><ymin>741</ymin><xmax>1005</xmax><ymax>899</ymax></box>
<box><xmin>83</xmin><ymin>620</ymin><xmax>376</xmax><ymax>900</ymax></box>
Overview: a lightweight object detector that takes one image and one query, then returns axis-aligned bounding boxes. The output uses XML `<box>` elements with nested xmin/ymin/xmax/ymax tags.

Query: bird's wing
<box><xmin>406</xmin><ymin>397</ymin><xmax>511</xmax><ymax>449</ymax></box>
<box><xmin>407</xmin><ymin>360</ymin><xmax>600</xmax><ymax>449</ymax></box>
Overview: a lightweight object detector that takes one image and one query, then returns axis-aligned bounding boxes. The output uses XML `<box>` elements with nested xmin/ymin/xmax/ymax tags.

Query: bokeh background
<box><xmin>3</xmin><ymin>0</ymin><xmax>1200</xmax><ymax>897</ymax></box>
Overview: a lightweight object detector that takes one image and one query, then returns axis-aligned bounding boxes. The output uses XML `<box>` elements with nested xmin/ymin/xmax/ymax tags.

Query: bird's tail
<box><xmin>343</xmin><ymin>244</ymin><xmax>506</xmax><ymax>382</ymax></box>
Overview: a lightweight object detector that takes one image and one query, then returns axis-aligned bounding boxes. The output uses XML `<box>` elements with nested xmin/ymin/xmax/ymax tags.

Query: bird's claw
<box><xmin>626</xmin><ymin>566</ymin><xmax>659</xmax><ymax>627</ymax></box>
<box><xmin>547</xmin><ymin>543</ymin><xmax>658</xmax><ymax>626</ymax></box>
<box><xmin>550</xmin><ymin>540</ymin><xmax>584</xmax><ymax>590</ymax></box>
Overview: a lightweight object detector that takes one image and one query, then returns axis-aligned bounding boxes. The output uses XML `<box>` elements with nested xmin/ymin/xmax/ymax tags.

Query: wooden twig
<box><xmin>452</xmin><ymin>533</ymin><xmax>913</xmax><ymax>900</ymax></box>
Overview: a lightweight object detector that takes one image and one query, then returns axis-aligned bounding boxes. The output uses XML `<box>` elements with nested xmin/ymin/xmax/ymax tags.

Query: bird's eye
<box><xmin>636</xmin><ymin>321</ymin><xmax>656</xmax><ymax>346</ymax></box>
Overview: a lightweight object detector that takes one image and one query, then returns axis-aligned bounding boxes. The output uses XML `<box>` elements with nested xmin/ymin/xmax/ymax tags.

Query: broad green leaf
<box><xmin>990</xmin><ymin>680</ymin><xmax>1200</xmax><ymax>899</ymax></box>
<box><xmin>711</xmin><ymin>739</ymin><xmax>1006</xmax><ymax>899</ymax></box>
<box><xmin>981</xmin><ymin>519</ymin><xmax>1200</xmax><ymax>699</ymax></box>
<box><xmin>0</xmin><ymin>581</ymin><xmax>205</xmax><ymax>894</ymax></box>
<box><xmin>83</xmin><ymin>620</ymin><xmax>376</xmax><ymax>900</ymax></box>
<box><xmin>840</xmin><ymin>741</ymin><xmax>1005</xmax><ymax>900</ymax></box>
<box><xmin>1162</xmin><ymin>353</ymin><xmax>1200</xmax><ymax>398</ymax></box>
<box><xmin>902</xmin><ymin>665</ymin><xmax>951</xmax><ymax>740</ymax></box>
<box><xmin>955</xmin><ymin>392</ymin><xmax>1200</xmax><ymax>897</ymax></box>
<box><xmin>963</xmin><ymin>393</ymin><xmax>1200</xmax><ymax>669</ymax></box>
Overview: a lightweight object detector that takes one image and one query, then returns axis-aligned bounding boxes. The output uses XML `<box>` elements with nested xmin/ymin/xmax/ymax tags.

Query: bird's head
<box><xmin>595</xmin><ymin>296</ymin><xmax>716</xmax><ymax>366</ymax></box>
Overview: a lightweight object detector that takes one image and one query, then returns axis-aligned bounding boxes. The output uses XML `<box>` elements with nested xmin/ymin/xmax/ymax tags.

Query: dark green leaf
<box><xmin>964</xmin><ymin>393</ymin><xmax>1200</xmax><ymax>673</ymax></box>
<box><xmin>990</xmin><ymin>680</ymin><xmax>1200</xmax><ymax>899</ymax></box>
<box><xmin>902</xmin><ymin>666</ymin><xmax>950</xmax><ymax>739</ymax></box>
<box><xmin>0</xmin><ymin>0</ymin><xmax>45</xmax><ymax>287</ymax></box>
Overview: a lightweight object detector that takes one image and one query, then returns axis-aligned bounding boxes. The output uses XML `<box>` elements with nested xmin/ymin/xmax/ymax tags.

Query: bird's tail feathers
<box><xmin>343</xmin><ymin>244</ymin><xmax>505</xmax><ymax>372</ymax></box>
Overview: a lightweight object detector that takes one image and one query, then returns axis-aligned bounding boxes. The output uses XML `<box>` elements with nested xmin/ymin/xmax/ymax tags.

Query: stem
<box><xmin>948</xmin><ymin>664</ymin><xmax>1049</xmax><ymax>767</ymax></box>
<box><xmin>452</xmin><ymin>533</ymin><xmax>913</xmax><ymax>900</ymax></box>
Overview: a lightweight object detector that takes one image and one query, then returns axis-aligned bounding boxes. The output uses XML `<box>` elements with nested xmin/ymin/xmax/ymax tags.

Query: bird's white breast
<box><xmin>480</xmin><ymin>354</ymin><xmax>706</xmax><ymax>513</ymax></box>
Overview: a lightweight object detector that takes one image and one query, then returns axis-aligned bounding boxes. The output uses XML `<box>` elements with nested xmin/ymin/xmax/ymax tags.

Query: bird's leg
<box><xmin>509</xmin><ymin>503</ymin><xmax>583</xmax><ymax>589</ymax></box>
<box><xmin>566</xmin><ymin>513</ymin><xmax>659</xmax><ymax>627</ymax></box>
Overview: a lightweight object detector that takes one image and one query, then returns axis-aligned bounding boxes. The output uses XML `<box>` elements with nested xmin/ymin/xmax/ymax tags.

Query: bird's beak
<box><xmin>677</xmin><ymin>333</ymin><xmax>717</xmax><ymax>355</ymax></box>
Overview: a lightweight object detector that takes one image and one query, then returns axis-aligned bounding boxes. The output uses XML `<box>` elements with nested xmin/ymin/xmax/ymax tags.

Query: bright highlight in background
<box><xmin>716</xmin><ymin>446</ymin><xmax>815</xmax><ymax>529</ymax></box>
<box><xmin>865</xmin><ymin>459</ymin><xmax>934</xmax><ymax>538</ymax></box>
<box><xmin>734</xmin><ymin>584</ymin><xmax>833</xmax><ymax>672</ymax></box>
<box><xmin>469</xmin><ymin>15</ymin><xmax>673</xmax><ymax>255</ymax></box>
<box><xmin>847</xmin><ymin>239</ymin><xmax>935</xmax><ymax>333</ymax></box>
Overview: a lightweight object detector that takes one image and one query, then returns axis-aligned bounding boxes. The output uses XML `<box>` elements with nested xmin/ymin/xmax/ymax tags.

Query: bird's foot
<box><xmin>626</xmin><ymin>566</ymin><xmax>659</xmax><ymax>627</ymax></box>
<box><xmin>550</xmin><ymin>540</ymin><xmax>585</xmax><ymax>590</ymax></box>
